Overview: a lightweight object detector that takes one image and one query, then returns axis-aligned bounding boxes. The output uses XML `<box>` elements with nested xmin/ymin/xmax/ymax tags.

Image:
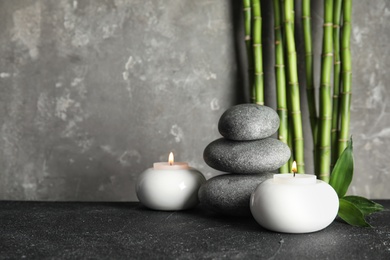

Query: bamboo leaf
<box><xmin>338</xmin><ymin>198</ymin><xmax>371</xmax><ymax>227</ymax></box>
<box><xmin>343</xmin><ymin>196</ymin><xmax>384</xmax><ymax>216</ymax></box>
<box><xmin>329</xmin><ymin>137</ymin><xmax>354</xmax><ymax>198</ymax></box>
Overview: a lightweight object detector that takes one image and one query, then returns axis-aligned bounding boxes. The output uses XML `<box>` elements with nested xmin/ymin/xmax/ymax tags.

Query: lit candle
<box><xmin>136</xmin><ymin>152</ymin><xmax>206</xmax><ymax>211</ymax></box>
<box><xmin>250</xmin><ymin>161</ymin><xmax>339</xmax><ymax>233</ymax></box>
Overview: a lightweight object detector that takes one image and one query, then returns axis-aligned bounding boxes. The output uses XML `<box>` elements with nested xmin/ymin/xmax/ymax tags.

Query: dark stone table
<box><xmin>1</xmin><ymin>201</ymin><xmax>389</xmax><ymax>259</ymax></box>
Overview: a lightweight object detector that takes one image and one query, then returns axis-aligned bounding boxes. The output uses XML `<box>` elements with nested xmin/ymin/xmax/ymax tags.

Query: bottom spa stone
<box><xmin>198</xmin><ymin>173</ymin><xmax>273</xmax><ymax>216</ymax></box>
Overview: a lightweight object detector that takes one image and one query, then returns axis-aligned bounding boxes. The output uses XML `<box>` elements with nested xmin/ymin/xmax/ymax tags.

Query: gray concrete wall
<box><xmin>0</xmin><ymin>0</ymin><xmax>389</xmax><ymax>201</ymax></box>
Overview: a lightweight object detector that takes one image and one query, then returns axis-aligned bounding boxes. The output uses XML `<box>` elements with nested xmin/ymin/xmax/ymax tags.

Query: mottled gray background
<box><xmin>0</xmin><ymin>0</ymin><xmax>388</xmax><ymax>201</ymax></box>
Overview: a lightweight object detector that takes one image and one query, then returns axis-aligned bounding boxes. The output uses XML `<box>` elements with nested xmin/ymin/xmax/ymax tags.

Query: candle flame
<box><xmin>168</xmin><ymin>152</ymin><xmax>174</xmax><ymax>165</ymax></box>
<box><xmin>292</xmin><ymin>161</ymin><xmax>297</xmax><ymax>175</ymax></box>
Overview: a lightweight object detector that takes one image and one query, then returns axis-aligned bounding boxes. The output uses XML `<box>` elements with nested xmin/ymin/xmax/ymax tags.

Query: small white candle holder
<box><xmin>136</xmin><ymin>153</ymin><xmax>206</xmax><ymax>211</ymax></box>
<box><xmin>250</xmin><ymin>173</ymin><xmax>339</xmax><ymax>233</ymax></box>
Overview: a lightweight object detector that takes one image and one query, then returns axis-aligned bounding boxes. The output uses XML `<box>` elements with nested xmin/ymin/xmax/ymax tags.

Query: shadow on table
<box><xmin>132</xmin><ymin>203</ymin><xmax>272</xmax><ymax>234</ymax></box>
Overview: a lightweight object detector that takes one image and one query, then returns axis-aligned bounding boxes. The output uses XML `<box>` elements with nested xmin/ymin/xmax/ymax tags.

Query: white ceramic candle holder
<box><xmin>136</xmin><ymin>153</ymin><xmax>206</xmax><ymax>211</ymax></box>
<box><xmin>250</xmin><ymin>174</ymin><xmax>339</xmax><ymax>233</ymax></box>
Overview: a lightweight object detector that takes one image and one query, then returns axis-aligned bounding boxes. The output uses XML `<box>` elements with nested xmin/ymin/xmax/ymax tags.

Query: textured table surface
<box><xmin>1</xmin><ymin>200</ymin><xmax>389</xmax><ymax>259</ymax></box>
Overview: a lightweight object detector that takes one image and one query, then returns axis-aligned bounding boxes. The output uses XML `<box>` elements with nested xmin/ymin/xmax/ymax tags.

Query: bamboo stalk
<box><xmin>302</xmin><ymin>0</ymin><xmax>317</xmax><ymax>142</ymax></box>
<box><xmin>338</xmin><ymin>0</ymin><xmax>352</xmax><ymax>156</ymax></box>
<box><xmin>243</xmin><ymin>0</ymin><xmax>254</xmax><ymax>102</ymax></box>
<box><xmin>280</xmin><ymin>0</ymin><xmax>294</xmax><ymax>170</ymax></box>
<box><xmin>316</xmin><ymin>0</ymin><xmax>334</xmax><ymax>182</ymax></box>
<box><xmin>331</xmin><ymin>0</ymin><xmax>343</xmax><ymax>168</ymax></box>
<box><xmin>287</xmin><ymin>116</ymin><xmax>294</xmax><ymax>170</ymax></box>
<box><xmin>251</xmin><ymin>0</ymin><xmax>264</xmax><ymax>105</ymax></box>
<box><xmin>273</xmin><ymin>0</ymin><xmax>289</xmax><ymax>173</ymax></box>
<box><xmin>284</xmin><ymin>0</ymin><xmax>305</xmax><ymax>173</ymax></box>
<box><xmin>292</xmin><ymin>0</ymin><xmax>295</xmax><ymax>36</ymax></box>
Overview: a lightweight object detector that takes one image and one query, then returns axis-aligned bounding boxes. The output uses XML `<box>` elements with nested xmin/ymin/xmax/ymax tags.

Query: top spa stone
<box><xmin>218</xmin><ymin>104</ymin><xmax>280</xmax><ymax>141</ymax></box>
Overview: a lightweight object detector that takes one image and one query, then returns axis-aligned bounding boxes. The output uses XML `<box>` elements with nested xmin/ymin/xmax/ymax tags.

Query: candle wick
<box><xmin>293</xmin><ymin>171</ymin><xmax>296</xmax><ymax>177</ymax></box>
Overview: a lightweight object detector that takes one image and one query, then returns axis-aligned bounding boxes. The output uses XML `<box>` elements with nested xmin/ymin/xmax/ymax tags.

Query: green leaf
<box><xmin>329</xmin><ymin>137</ymin><xmax>354</xmax><ymax>198</ymax></box>
<box><xmin>343</xmin><ymin>196</ymin><xmax>384</xmax><ymax>216</ymax></box>
<box><xmin>338</xmin><ymin>198</ymin><xmax>371</xmax><ymax>227</ymax></box>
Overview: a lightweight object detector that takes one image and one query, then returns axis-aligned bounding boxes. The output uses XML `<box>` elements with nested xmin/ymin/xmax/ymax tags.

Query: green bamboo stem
<box><xmin>291</xmin><ymin>0</ymin><xmax>295</xmax><ymax>36</ymax></box>
<box><xmin>280</xmin><ymin>0</ymin><xmax>294</xmax><ymax>170</ymax></box>
<box><xmin>243</xmin><ymin>0</ymin><xmax>254</xmax><ymax>102</ymax></box>
<box><xmin>287</xmin><ymin>115</ymin><xmax>294</xmax><ymax>171</ymax></box>
<box><xmin>251</xmin><ymin>0</ymin><xmax>264</xmax><ymax>105</ymax></box>
<box><xmin>284</xmin><ymin>0</ymin><xmax>305</xmax><ymax>173</ymax></box>
<box><xmin>273</xmin><ymin>0</ymin><xmax>289</xmax><ymax>173</ymax></box>
<box><xmin>338</xmin><ymin>0</ymin><xmax>352</xmax><ymax>156</ymax></box>
<box><xmin>316</xmin><ymin>0</ymin><xmax>334</xmax><ymax>182</ymax></box>
<box><xmin>302</xmin><ymin>0</ymin><xmax>317</xmax><ymax>142</ymax></box>
<box><xmin>331</xmin><ymin>0</ymin><xmax>343</xmax><ymax>168</ymax></box>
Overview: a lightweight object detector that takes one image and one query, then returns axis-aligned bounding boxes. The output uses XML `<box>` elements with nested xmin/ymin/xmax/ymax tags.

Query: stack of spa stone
<box><xmin>199</xmin><ymin>104</ymin><xmax>291</xmax><ymax>216</ymax></box>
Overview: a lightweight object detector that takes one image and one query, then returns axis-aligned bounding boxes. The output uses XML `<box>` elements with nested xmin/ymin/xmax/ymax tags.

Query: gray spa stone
<box><xmin>218</xmin><ymin>104</ymin><xmax>280</xmax><ymax>141</ymax></box>
<box><xmin>204</xmin><ymin>138</ymin><xmax>291</xmax><ymax>174</ymax></box>
<box><xmin>198</xmin><ymin>173</ymin><xmax>273</xmax><ymax>216</ymax></box>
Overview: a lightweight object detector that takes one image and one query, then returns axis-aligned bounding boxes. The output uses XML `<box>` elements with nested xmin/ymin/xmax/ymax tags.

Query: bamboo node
<box><xmin>253</xmin><ymin>16</ymin><xmax>262</xmax><ymax>20</ymax></box>
<box><xmin>320</xmin><ymin>116</ymin><xmax>332</xmax><ymax>120</ymax></box>
<box><xmin>294</xmin><ymin>137</ymin><xmax>304</xmax><ymax>141</ymax></box>
<box><xmin>245</xmin><ymin>36</ymin><xmax>251</xmax><ymax>41</ymax></box>
<box><xmin>323</xmin><ymin>23</ymin><xmax>333</xmax><ymax>27</ymax></box>
<box><xmin>320</xmin><ymin>83</ymin><xmax>331</xmax><ymax>87</ymax></box>
<box><xmin>253</xmin><ymin>43</ymin><xmax>262</xmax><ymax>47</ymax></box>
<box><xmin>331</xmin><ymin>129</ymin><xmax>338</xmax><ymax>132</ymax></box>
<box><xmin>333</xmin><ymin>24</ymin><xmax>340</xmax><ymax>28</ymax></box>
<box><xmin>275</xmin><ymin>64</ymin><xmax>285</xmax><ymax>68</ymax></box>
<box><xmin>243</xmin><ymin>7</ymin><xmax>251</xmax><ymax>11</ymax></box>
<box><xmin>338</xmin><ymin>138</ymin><xmax>349</xmax><ymax>142</ymax></box>
<box><xmin>255</xmin><ymin>72</ymin><xmax>264</xmax><ymax>76</ymax></box>
<box><xmin>256</xmin><ymin>102</ymin><xmax>264</xmax><ymax>105</ymax></box>
<box><xmin>274</xmin><ymin>26</ymin><xmax>281</xmax><ymax>30</ymax></box>
<box><xmin>277</xmin><ymin>108</ymin><xmax>288</xmax><ymax>111</ymax></box>
<box><xmin>296</xmin><ymin>163</ymin><xmax>305</xmax><ymax>166</ymax></box>
<box><xmin>334</xmin><ymin>61</ymin><xmax>341</xmax><ymax>65</ymax></box>
<box><xmin>322</xmin><ymin>53</ymin><xmax>334</xmax><ymax>57</ymax></box>
<box><xmin>333</xmin><ymin>95</ymin><xmax>339</xmax><ymax>98</ymax></box>
<box><xmin>340</xmin><ymin>91</ymin><xmax>352</xmax><ymax>95</ymax></box>
<box><xmin>290</xmin><ymin>111</ymin><xmax>301</xmax><ymax>115</ymax></box>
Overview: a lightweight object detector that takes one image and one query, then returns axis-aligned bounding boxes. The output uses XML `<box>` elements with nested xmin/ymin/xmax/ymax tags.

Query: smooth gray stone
<box><xmin>198</xmin><ymin>173</ymin><xmax>273</xmax><ymax>216</ymax></box>
<box><xmin>204</xmin><ymin>138</ymin><xmax>291</xmax><ymax>174</ymax></box>
<box><xmin>218</xmin><ymin>104</ymin><xmax>280</xmax><ymax>141</ymax></box>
